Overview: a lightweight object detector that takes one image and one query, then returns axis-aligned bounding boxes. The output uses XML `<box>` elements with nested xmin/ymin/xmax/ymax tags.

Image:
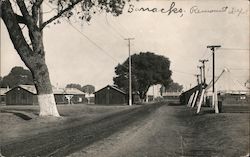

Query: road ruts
<box><xmin>1</xmin><ymin>103</ymin><xmax>164</xmax><ymax>157</ymax></box>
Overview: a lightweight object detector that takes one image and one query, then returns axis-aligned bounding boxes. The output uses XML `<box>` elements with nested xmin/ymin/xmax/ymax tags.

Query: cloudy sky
<box><xmin>1</xmin><ymin>0</ymin><xmax>249</xmax><ymax>91</ymax></box>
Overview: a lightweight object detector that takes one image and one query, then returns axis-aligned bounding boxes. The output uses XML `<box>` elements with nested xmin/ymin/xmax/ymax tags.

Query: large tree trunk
<box><xmin>32</xmin><ymin>59</ymin><xmax>60</xmax><ymax>117</ymax></box>
<box><xmin>1</xmin><ymin>0</ymin><xmax>60</xmax><ymax>117</ymax></box>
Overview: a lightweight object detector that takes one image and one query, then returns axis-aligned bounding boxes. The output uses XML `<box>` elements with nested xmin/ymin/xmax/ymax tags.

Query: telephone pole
<box><xmin>199</xmin><ymin>59</ymin><xmax>209</xmax><ymax>85</ymax></box>
<box><xmin>197</xmin><ymin>66</ymin><xmax>203</xmax><ymax>85</ymax></box>
<box><xmin>125</xmin><ymin>38</ymin><xmax>134</xmax><ymax>106</ymax></box>
<box><xmin>195</xmin><ymin>74</ymin><xmax>200</xmax><ymax>85</ymax></box>
<box><xmin>207</xmin><ymin>45</ymin><xmax>221</xmax><ymax>92</ymax></box>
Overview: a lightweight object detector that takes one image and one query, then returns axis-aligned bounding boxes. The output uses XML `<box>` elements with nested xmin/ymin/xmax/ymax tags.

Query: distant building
<box><xmin>6</xmin><ymin>85</ymin><xmax>38</xmax><ymax>105</ymax></box>
<box><xmin>0</xmin><ymin>88</ymin><xmax>10</xmax><ymax>105</ymax></box>
<box><xmin>162</xmin><ymin>92</ymin><xmax>181</xmax><ymax>103</ymax></box>
<box><xmin>146</xmin><ymin>84</ymin><xmax>162</xmax><ymax>101</ymax></box>
<box><xmin>85</xmin><ymin>93</ymin><xmax>95</xmax><ymax>104</ymax></box>
<box><xmin>53</xmin><ymin>87</ymin><xmax>86</xmax><ymax>104</ymax></box>
<box><xmin>94</xmin><ymin>85</ymin><xmax>127</xmax><ymax>105</ymax></box>
<box><xmin>5</xmin><ymin>85</ymin><xmax>86</xmax><ymax>105</ymax></box>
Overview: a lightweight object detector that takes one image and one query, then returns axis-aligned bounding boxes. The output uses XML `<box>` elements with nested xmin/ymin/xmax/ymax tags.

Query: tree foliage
<box><xmin>65</xmin><ymin>83</ymin><xmax>82</xmax><ymax>91</ymax></box>
<box><xmin>0</xmin><ymin>66</ymin><xmax>34</xmax><ymax>88</ymax></box>
<box><xmin>82</xmin><ymin>84</ymin><xmax>95</xmax><ymax>94</ymax></box>
<box><xmin>160</xmin><ymin>81</ymin><xmax>183</xmax><ymax>94</ymax></box>
<box><xmin>113</xmin><ymin>52</ymin><xmax>172</xmax><ymax>99</ymax></box>
<box><xmin>65</xmin><ymin>84</ymin><xmax>95</xmax><ymax>93</ymax></box>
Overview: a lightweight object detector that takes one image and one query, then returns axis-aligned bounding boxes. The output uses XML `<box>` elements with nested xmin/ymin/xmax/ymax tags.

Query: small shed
<box><xmin>5</xmin><ymin>85</ymin><xmax>38</xmax><ymax>105</ymax></box>
<box><xmin>94</xmin><ymin>85</ymin><xmax>127</xmax><ymax>105</ymax></box>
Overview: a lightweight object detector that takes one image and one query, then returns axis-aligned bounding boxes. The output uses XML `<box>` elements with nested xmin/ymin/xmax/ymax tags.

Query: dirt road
<box><xmin>1</xmin><ymin>103</ymin><xmax>163</xmax><ymax>157</ymax></box>
<box><xmin>1</xmin><ymin>103</ymin><xmax>249</xmax><ymax>157</ymax></box>
<box><xmin>70</xmin><ymin>104</ymin><xmax>249</xmax><ymax>157</ymax></box>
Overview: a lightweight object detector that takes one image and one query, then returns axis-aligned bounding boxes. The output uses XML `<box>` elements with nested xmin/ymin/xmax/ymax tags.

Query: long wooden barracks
<box><xmin>5</xmin><ymin>85</ymin><xmax>86</xmax><ymax>105</ymax></box>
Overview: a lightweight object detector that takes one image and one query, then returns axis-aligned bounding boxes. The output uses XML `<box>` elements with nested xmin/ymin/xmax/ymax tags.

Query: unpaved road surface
<box><xmin>70</xmin><ymin>104</ymin><xmax>249</xmax><ymax>157</ymax></box>
<box><xmin>1</xmin><ymin>103</ymin><xmax>249</xmax><ymax>157</ymax></box>
<box><xmin>1</xmin><ymin>103</ymin><xmax>162</xmax><ymax>157</ymax></box>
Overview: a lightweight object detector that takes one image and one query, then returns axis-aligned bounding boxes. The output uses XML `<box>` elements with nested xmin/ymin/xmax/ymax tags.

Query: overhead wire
<box><xmin>105</xmin><ymin>13</ymin><xmax>126</xmax><ymax>39</ymax></box>
<box><xmin>107</xmin><ymin>14</ymin><xmax>133</xmax><ymax>38</ymax></box>
<box><xmin>171</xmin><ymin>69</ymin><xmax>195</xmax><ymax>76</ymax></box>
<box><xmin>44</xmin><ymin>2</ymin><xmax>125</xmax><ymax>65</ymax></box>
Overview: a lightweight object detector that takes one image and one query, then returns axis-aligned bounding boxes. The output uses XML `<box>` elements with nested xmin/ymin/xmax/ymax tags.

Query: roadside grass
<box><xmin>0</xmin><ymin>104</ymin><xmax>139</xmax><ymax>144</ymax></box>
<box><xmin>181</xmin><ymin>106</ymin><xmax>250</xmax><ymax>157</ymax></box>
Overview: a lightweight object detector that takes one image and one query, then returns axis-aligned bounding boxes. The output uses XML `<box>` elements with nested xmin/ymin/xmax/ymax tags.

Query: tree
<box><xmin>0</xmin><ymin>66</ymin><xmax>34</xmax><ymax>88</ymax></box>
<box><xmin>113</xmin><ymin>52</ymin><xmax>172</xmax><ymax>100</ymax></box>
<box><xmin>1</xmin><ymin>0</ymin><xmax>125</xmax><ymax>116</ymax></box>
<box><xmin>160</xmin><ymin>81</ymin><xmax>183</xmax><ymax>95</ymax></box>
<box><xmin>82</xmin><ymin>85</ymin><xmax>95</xmax><ymax>94</ymax></box>
<box><xmin>65</xmin><ymin>83</ymin><xmax>82</xmax><ymax>91</ymax></box>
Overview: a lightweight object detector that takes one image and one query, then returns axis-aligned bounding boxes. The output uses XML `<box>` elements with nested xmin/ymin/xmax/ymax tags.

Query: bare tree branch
<box><xmin>40</xmin><ymin>0</ymin><xmax>83</xmax><ymax>30</ymax></box>
<box><xmin>32</xmin><ymin>0</ymin><xmax>44</xmax><ymax>24</ymax></box>
<box><xmin>36</xmin><ymin>0</ymin><xmax>44</xmax><ymax>7</ymax></box>
<box><xmin>15</xmin><ymin>13</ymin><xmax>27</xmax><ymax>24</ymax></box>
<box><xmin>16</xmin><ymin>0</ymin><xmax>31</xmax><ymax>19</ymax></box>
<box><xmin>16</xmin><ymin>0</ymin><xmax>36</xmax><ymax>29</ymax></box>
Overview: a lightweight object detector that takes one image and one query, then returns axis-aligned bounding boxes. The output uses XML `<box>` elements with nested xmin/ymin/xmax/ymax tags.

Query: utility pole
<box><xmin>125</xmin><ymin>38</ymin><xmax>134</xmax><ymax>106</ymax></box>
<box><xmin>199</xmin><ymin>59</ymin><xmax>209</xmax><ymax>85</ymax></box>
<box><xmin>195</xmin><ymin>74</ymin><xmax>200</xmax><ymax>85</ymax></box>
<box><xmin>207</xmin><ymin>45</ymin><xmax>221</xmax><ymax>92</ymax></box>
<box><xmin>197</xmin><ymin>66</ymin><xmax>203</xmax><ymax>85</ymax></box>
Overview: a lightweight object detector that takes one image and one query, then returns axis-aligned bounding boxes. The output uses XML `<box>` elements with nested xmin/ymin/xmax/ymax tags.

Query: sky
<box><xmin>1</xmin><ymin>0</ymin><xmax>249</xmax><ymax>91</ymax></box>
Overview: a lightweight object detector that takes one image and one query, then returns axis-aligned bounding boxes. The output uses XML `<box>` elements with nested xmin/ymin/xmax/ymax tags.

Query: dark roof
<box><xmin>6</xmin><ymin>85</ymin><xmax>85</xmax><ymax>95</ymax></box>
<box><xmin>94</xmin><ymin>85</ymin><xmax>126</xmax><ymax>95</ymax></box>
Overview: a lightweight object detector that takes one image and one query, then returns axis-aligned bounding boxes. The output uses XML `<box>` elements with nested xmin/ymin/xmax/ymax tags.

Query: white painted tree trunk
<box><xmin>38</xmin><ymin>94</ymin><xmax>60</xmax><ymax>117</ymax></box>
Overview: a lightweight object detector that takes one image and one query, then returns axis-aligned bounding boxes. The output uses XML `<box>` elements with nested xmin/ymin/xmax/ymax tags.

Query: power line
<box><xmin>200</xmin><ymin>48</ymin><xmax>209</xmax><ymax>60</ymax></box>
<box><xmin>45</xmin><ymin>2</ymin><xmax>123</xmax><ymax>65</ymax></box>
<box><xmin>66</xmin><ymin>21</ymin><xmax>121</xmax><ymax>63</ymax></box>
<box><xmin>171</xmin><ymin>69</ymin><xmax>195</xmax><ymax>76</ymax></box>
<box><xmin>105</xmin><ymin>13</ymin><xmax>126</xmax><ymax>39</ymax></box>
<box><xmin>107</xmin><ymin>13</ymin><xmax>133</xmax><ymax>38</ymax></box>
